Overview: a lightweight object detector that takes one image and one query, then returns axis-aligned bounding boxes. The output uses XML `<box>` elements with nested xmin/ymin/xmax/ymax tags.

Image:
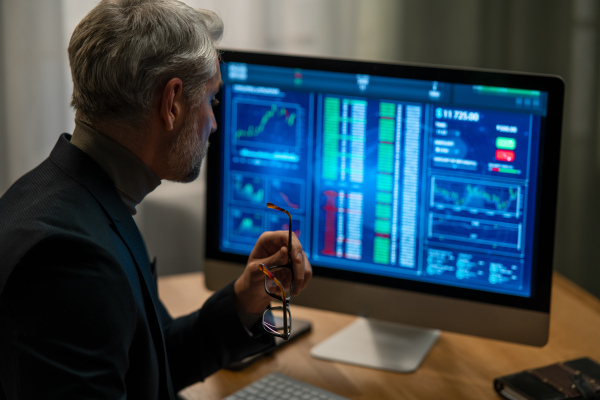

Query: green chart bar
<box><xmin>323</xmin><ymin>97</ymin><xmax>340</xmax><ymax>181</ymax></box>
<box><xmin>376</xmin><ymin>174</ymin><xmax>393</xmax><ymax>192</ymax></box>
<box><xmin>374</xmin><ymin>236</ymin><xmax>390</xmax><ymax>265</ymax></box>
<box><xmin>323</xmin><ymin>97</ymin><xmax>367</xmax><ymax>184</ymax></box>
<box><xmin>378</xmin><ymin>143</ymin><xmax>394</xmax><ymax>174</ymax></box>
<box><xmin>374</xmin><ymin>102</ymin><xmax>396</xmax><ymax>265</ymax></box>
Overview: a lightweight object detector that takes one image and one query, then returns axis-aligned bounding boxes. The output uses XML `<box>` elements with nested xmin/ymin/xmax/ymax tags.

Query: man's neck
<box><xmin>82</xmin><ymin>113</ymin><xmax>171</xmax><ymax>180</ymax></box>
<box><xmin>71</xmin><ymin>118</ymin><xmax>161</xmax><ymax>215</ymax></box>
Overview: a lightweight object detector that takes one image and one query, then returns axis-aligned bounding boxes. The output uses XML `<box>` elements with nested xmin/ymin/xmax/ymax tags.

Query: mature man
<box><xmin>0</xmin><ymin>0</ymin><xmax>312</xmax><ymax>398</ymax></box>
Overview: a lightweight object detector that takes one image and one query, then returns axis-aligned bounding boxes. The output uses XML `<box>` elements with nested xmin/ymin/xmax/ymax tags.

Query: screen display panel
<box><xmin>206</xmin><ymin>50</ymin><xmax>563</xmax><ymax>311</ymax></box>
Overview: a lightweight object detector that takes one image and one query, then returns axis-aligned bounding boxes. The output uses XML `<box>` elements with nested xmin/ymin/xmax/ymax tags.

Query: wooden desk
<box><xmin>158</xmin><ymin>273</ymin><xmax>600</xmax><ymax>399</ymax></box>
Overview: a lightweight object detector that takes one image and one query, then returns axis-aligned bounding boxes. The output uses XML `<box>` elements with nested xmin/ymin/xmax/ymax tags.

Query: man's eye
<box><xmin>211</xmin><ymin>98</ymin><xmax>220</xmax><ymax>107</ymax></box>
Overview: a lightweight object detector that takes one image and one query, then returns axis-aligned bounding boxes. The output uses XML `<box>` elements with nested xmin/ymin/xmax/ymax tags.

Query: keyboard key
<box><xmin>224</xmin><ymin>372</ymin><xmax>349</xmax><ymax>400</ymax></box>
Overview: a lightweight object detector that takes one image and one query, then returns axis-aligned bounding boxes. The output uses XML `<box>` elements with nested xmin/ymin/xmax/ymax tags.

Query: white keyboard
<box><xmin>224</xmin><ymin>372</ymin><xmax>350</xmax><ymax>400</ymax></box>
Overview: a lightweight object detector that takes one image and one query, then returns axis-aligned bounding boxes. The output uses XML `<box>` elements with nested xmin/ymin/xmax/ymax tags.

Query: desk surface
<box><xmin>158</xmin><ymin>272</ymin><xmax>600</xmax><ymax>399</ymax></box>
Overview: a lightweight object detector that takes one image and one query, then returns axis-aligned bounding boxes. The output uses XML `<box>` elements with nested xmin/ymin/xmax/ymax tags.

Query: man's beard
<box><xmin>166</xmin><ymin>111</ymin><xmax>208</xmax><ymax>183</ymax></box>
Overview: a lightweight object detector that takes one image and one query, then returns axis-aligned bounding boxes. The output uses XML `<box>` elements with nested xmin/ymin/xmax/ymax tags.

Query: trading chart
<box><xmin>232</xmin><ymin>99</ymin><xmax>303</xmax><ymax>163</ymax></box>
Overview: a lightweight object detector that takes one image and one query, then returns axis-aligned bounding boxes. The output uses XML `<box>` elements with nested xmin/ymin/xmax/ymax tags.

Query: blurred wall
<box><xmin>1</xmin><ymin>0</ymin><xmax>599</xmax><ymax>298</ymax></box>
<box><xmin>0</xmin><ymin>0</ymin><xmax>6</xmax><ymax>193</ymax></box>
<box><xmin>0</xmin><ymin>0</ymin><xmax>71</xmax><ymax>191</ymax></box>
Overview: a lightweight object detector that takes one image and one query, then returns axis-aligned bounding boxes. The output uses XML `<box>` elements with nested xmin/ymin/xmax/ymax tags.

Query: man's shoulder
<box><xmin>0</xmin><ymin>134</ymin><xmax>122</xmax><ymax>230</ymax></box>
<box><xmin>0</xmin><ymin>150</ymin><xmax>118</xmax><ymax>289</ymax></box>
<box><xmin>0</xmin><ymin>154</ymin><xmax>104</xmax><ymax>230</ymax></box>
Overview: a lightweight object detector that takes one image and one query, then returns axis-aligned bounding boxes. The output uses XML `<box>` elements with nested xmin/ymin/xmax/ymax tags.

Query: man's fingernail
<box><xmin>296</xmin><ymin>252</ymin><xmax>303</xmax><ymax>263</ymax></box>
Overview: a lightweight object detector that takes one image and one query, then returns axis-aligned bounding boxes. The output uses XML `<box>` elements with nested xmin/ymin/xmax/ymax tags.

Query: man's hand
<box><xmin>233</xmin><ymin>231</ymin><xmax>312</xmax><ymax>315</ymax></box>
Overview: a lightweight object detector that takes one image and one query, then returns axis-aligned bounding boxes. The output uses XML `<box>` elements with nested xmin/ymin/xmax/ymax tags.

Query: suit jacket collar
<box><xmin>50</xmin><ymin>133</ymin><xmax>131</xmax><ymax>223</ymax></box>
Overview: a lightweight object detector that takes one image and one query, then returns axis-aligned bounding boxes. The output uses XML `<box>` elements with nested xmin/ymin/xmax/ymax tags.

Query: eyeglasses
<box><xmin>258</xmin><ymin>202</ymin><xmax>294</xmax><ymax>340</ymax></box>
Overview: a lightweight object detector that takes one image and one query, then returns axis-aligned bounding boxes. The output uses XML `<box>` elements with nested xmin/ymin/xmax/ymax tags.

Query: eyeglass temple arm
<box><xmin>283</xmin><ymin>303</ymin><xmax>289</xmax><ymax>339</ymax></box>
<box><xmin>266</xmin><ymin>202</ymin><xmax>293</xmax><ymax>265</ymax></box>
<box><xmin>258</xmin><ymin>263</ymin><xmax>287</xmax><ymax>299</ymax></box>
<box><xmin>264</xmin><ymin>202</ymin><xmax>292</xmax><ymax>339</ymax></box>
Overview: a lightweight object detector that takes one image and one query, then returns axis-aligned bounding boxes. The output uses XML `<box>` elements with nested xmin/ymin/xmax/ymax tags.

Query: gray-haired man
<box><xmin>0</xmin><ymin>1</ymin><xmax>311</xmax><ymax>398</ymax></box>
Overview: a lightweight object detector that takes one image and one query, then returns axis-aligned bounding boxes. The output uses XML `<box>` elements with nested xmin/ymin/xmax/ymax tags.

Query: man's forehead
<box><xmin>207</xmin><ymin>60</ymin><xmax>222</xmax><ymax>92</ymax></box>
<box><xmin>209</xmin><ymin>79</ymin><xmax>223</xmax><ymax>93</ymax></box>
<box><xmin>209</xmin><ymin>67</ymin><xmax>223</xmax><ymax>89</ymax></box>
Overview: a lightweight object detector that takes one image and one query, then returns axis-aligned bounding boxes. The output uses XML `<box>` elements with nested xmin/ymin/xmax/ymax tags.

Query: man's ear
<box><xmin>160</xmin><ymin>78</ymin><xmax>185</xmax><ymax>132</ymax></box>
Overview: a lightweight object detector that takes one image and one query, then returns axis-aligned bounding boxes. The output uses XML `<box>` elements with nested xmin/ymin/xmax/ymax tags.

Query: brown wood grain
<box><xmin>158</xmin><ymin>272</ymin><xmax>600</xmax><ymax>400</ymax></box>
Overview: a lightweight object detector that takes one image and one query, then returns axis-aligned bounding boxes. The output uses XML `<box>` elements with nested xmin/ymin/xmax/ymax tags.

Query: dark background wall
<box><xmin>1</xmin><ymin>0</ymin><xmax>599</xmax><ymax>299</ymax></box>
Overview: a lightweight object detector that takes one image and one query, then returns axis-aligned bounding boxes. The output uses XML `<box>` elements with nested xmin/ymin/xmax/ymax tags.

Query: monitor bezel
<box><xmin>205</xmin><ymin>49</ymin><xmax>564</xmax><ymax>315</ymax></box>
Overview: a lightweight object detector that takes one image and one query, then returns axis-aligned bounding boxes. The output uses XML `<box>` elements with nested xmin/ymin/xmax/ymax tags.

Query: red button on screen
<box><xmin>495</xmin><ymin>149</ymin><xmax>515</xmax><ymax>162</ymax></box>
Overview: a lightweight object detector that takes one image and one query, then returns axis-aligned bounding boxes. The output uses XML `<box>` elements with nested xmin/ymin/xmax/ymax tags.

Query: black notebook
<box><xmin>494</xmin><ymin>357</ymin><xmax>600</xmax><ymax>400</ymax></box>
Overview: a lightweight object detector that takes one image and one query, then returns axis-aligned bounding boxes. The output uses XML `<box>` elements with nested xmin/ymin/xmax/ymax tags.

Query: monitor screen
<box><xmin>205</xmin><ymin>49</ymin><xmax>564</xmax><ymax>369</ymax></box>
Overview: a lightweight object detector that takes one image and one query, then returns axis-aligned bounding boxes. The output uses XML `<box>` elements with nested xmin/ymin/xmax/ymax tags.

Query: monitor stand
<box><xmin>310</xmin><ymin>317</ymin><xmax>440</xmax><ymax>373</ymax></box>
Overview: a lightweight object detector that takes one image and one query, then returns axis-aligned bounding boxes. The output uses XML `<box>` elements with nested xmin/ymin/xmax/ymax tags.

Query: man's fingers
<box><xmin>256</xmin><ymin>247</ymin><xmax>289</xmax><ymax>271</ymax></box>
<box><xmin>250</xmin><ymin>230</ymin><xmax>311</xmax><ymax>296</ymax></box>
<box><xmin>292</xmin><ymin>251</ymin><xmax>312</xmax><ymax>295</ymax></box>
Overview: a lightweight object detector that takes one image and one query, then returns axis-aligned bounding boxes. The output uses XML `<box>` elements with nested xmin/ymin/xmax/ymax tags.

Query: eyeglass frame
<box><xmin>258</xmin><ymin>202</ymin><xmax>294</xmax><ymax>340</ymax></box>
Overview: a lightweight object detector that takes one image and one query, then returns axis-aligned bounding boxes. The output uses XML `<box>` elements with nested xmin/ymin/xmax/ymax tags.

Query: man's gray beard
<box><xmin>166</xmin><ymin>115</ymin><xmax>208</xmax><ymax>183</ymax></box>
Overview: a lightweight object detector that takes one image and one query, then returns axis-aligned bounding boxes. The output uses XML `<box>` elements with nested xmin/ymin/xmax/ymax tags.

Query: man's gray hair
<box><xmin>68</xmin><ymin>0</ymin><xmax>223</xmax><ymax>125</ymax></box>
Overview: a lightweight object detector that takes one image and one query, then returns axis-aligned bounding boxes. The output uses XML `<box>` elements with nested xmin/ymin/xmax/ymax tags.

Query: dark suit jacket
<box><xmin>0</xmin><ymin>134</ymin><xmax>272</xmax><ymax>399</ymax></box>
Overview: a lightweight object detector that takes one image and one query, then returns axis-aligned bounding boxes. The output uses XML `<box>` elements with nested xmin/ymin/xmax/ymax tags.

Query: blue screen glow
<box><xmin>216</xmin><ymin>61</ymin><xmax>549</xmax><ymax>298</ymax></box>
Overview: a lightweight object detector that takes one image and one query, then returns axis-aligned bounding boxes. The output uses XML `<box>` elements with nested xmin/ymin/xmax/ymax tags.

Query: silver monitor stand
<box><xmin>310</xmin><ymin>317</ymin><xmax>440</xmax><ymax>373</ymax></box>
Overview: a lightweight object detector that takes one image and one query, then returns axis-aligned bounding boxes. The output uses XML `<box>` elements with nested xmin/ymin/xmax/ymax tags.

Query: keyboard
<box><xmin>224</xmin><ymin>372</ymin><xmax>350</xmax><ymax>400</ymax></box>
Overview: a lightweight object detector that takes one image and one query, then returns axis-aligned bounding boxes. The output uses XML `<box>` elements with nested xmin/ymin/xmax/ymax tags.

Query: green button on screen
<box><xmin>496</xmin><ymin>137</ymin><xmax>516</xmax><ymax>150</ymax></box>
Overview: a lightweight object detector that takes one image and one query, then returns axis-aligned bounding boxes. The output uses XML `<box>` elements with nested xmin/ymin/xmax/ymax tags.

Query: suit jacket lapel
<box><xmin>112</xmin><ymin>218</ymin><xmax>175</xmax><ymax>398</ymax></box>
<box><xmin>113</xmin><ymin>218</ymin><xmax>159</xmax><ymax>310</ymax></box>
<box><xmin>50</xmin><ymin>134</ymin><xmax>175</xmax><ymax>398</ymax></box>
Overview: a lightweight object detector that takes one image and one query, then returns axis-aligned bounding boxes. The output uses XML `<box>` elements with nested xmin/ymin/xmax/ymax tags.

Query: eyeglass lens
<box><xmin>262</xmin><ymin>306</ymin><xmax>292</xmax><ymax>337</ymax></box>
<box><xmin>264</xmin><ymin>265</ymin><xmax>293</xmax><ymax>300</ymax></box>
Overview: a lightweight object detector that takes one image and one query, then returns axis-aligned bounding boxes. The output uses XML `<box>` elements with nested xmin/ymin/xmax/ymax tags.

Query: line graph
<box><xmin>268</xmin><ymin>179</ymin><xmax>304</xmax><ymax>212</ymax></box>
<box><xmin>428</xmin><ymin>213</ymin><xmax>521</xmax><ymax>250</ymax></box>
<box><xmin>232</xmin><ymin>174</ymin><xmax>265</xmax><ymax>204</ymax></box>
<box><xmin>231</xmin><ymin>210</ymin><xmax>263</xmax><ymax>243</ymax></box>
<box><xmin>236</xmin><ymin>104</ymin><xmax>296</xmax><ymax>140</ymax></box>
<box><xmin>233</xmin><ymin>100</ymin><xmax>301</xmax><ymax>149</ymax></box>
<box><xmin>431</xmin><ymin>177</ymin><xmax>520</xmax><ymax>217</ymax></box>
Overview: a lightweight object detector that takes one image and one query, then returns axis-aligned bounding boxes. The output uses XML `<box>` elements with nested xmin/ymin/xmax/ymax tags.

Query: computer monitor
<box><xmin>204</xmin><ymin>50</ymin><xmax>564</xmax><ymax>372</ymax></box>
